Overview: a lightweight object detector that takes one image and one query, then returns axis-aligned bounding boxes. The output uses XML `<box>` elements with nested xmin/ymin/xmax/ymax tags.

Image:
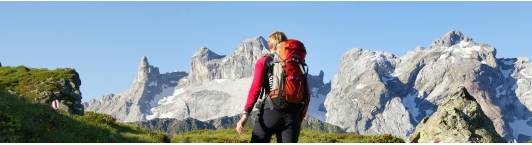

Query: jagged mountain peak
<box><xmin>194</xmin><ymin>46</ymin><xmax>210</xmax><ymax>55</ymax></box>
<box><xmin>343</xmin><ymin>48</ymin><xmax>396</xmax><ymax>58</ymax></box>
<box><xmin>192</xmin><ymin>46</ymin><xmax>224</xmax><ymax>62</ymax></box>
<box><xmin>430</xmin><ymin>30</ymin><xmax>474</xmax><ymax>49</ymax></box>
<box><xmin>242</xmin><ymin>35</ymin><xmax>266</xmax><ymax>43</ymax></box>
<box><xmin>141</xmin><ymin>55</ymin><xmax>147</xmax><ymax>61</ymax></box>
<box><xmin>136</xmin><ymin>56</ymin><xmax>160</xmax><ymax>83</ymax></box>
<box><xmin>139</xmin><ymin>56</ymin><xmax>149</xmax><ymax>70</ymax></box>
<box><xmin>232</xmin><ymin>35</ymin><xmax>269</xmax><ymax>55</ymax></box>
<box><xmin>85</xmin><ymin>55</ymin><xmax>188</xmax><ymax>123</ymax></box>
<box><xmin>419</xmin><ymin>30</ymin><xmax>499</xmax><ymax>67</ymax></box>
<box><xmin>184</xmin><ymin>36</ymin><xmax>270</xmax><ymax>86</ymax></box>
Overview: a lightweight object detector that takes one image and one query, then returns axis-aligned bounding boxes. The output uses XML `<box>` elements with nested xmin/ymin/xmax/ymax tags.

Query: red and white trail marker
<box><xmin>52</xmin><ymin>100</ymin><xmax>60</xmax><ymax>109</ymax></box>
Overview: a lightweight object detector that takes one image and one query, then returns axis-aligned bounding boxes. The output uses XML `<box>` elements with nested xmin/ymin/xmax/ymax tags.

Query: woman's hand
<box><xmin>236</xmin><ymin>114</ymin><xmax>249</xmax><ymax>134</ymax></box>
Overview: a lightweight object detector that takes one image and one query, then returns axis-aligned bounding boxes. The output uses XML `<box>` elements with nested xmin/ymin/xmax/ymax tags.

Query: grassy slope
<box><xmin>0</xmin><ymin>66</ymin><xmax>169</xmax><ymax>143</ymax></box>
<box><xmin>0</xmin><ymin>66</ymin><xmax>82</xmax><ymax>109</ymax></box>
<box><xmin>0</xmin><ymin>91</ymin><xmax>169</xmax><ymax>143</ymax></box>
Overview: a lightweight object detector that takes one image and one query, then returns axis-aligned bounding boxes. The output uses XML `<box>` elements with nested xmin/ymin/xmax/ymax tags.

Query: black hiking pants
<box><xmin>250</xmin><ymin>109</ymin><xmax>301</xmax><ymax>143</ymax></box>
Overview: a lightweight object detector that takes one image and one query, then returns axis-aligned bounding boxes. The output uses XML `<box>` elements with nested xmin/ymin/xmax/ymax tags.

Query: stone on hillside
<box><xmin>406</xmin><ymin>86</ymin><xmax>506</xmax><ymax>143</ymax></box>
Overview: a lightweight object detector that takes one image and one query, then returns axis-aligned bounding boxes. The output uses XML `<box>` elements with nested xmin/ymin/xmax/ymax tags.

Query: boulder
<box><xmin>406</xmin><ymin>86</ymin><xmax>506</xmax><ymax>143</ymax></box>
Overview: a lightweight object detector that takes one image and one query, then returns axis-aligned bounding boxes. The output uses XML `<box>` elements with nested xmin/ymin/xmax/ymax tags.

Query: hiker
<box><xmin>235</xmin><ymin>31</ymin><xmax>311</xmax><ymax>143</ymax></box>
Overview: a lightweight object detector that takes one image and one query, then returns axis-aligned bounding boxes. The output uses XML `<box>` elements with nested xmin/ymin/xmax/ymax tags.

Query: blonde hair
<box><xmin>268</xmin><ymin>31</ymin><xmax>287</xmax><ymax>51</ymax></box>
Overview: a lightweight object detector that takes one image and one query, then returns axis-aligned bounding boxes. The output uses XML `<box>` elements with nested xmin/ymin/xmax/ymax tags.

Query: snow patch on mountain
<box><xmin>443</xmin><ymin>43</ymin><xmax>482</xmax><ymax>58</ymax></box>
<box><xmin>149</xmin><ymin>85</ymin><xmax>174</xmax><ymax>107</ymax></box>
<box><xmin>158</xmin><ymin>88</ymin><xmax>185</xmax><ymax>105</ymax></box>
<box><xmin>215</xmin><ymin>79</ymin><xmax>228</xmax><ymax>83</ymax></box>
<box><xmin>519</xmin><ymin>70</ymin><xmax>532</xmax><ymax>79</ymax></box>
<box><xmin>356</xmin><ymin>84</ymin><xmax>365</xmax><ymax>90</ymax></box>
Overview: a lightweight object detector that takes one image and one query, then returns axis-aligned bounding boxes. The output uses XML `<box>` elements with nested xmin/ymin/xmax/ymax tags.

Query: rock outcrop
<box><xmin>407</xmin><ymin>86</ymin><xmax>506</xmax><ymax>143</ymax></box>
<box><xmin>0</xmin><ymin>66</ymin><xmax>84</xmax><ymax>115</ymax></box>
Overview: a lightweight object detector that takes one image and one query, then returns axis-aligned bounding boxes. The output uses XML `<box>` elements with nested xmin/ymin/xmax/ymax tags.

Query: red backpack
<box><xmin>256</xmin><ymin>39</ymin><xmax>309</xmax><ymax>112</ymax></box>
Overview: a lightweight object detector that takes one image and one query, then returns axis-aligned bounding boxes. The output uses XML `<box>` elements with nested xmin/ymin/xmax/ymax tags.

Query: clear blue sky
<box><xmin>1</xmin><ymin>1</ymin><xmax>531</xmax><ymax>103</ymax></box>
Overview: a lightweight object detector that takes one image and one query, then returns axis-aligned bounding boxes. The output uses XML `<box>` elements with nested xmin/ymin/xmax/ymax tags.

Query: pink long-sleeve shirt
<box><xmin>243</xmin><ymin>55</ymin><xmax>310</xmax><ymax>124</ymax></box>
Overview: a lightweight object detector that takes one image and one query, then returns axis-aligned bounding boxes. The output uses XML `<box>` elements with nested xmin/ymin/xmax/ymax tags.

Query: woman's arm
<box><xmin>243</xmin><ymin>56</ymin><xmax>267</xmax><ymax>113</ymax></box>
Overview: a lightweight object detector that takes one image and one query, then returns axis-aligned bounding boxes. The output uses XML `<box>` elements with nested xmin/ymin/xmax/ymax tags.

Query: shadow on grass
<box><xmin>0</xmin><ymin>91</ymin><xmax>168</xmax><ymax>143</ymax></box>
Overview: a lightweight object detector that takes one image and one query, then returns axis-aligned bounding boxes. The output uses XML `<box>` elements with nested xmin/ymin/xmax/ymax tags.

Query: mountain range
<box><xmin>84</xmin><ymin>30</ymin><xmax>532</xmax><ymax>142</ymax></box>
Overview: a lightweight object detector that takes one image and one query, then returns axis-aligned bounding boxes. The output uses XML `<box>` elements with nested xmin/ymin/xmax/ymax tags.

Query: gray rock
<box><xmin>407</xmin><ymin>86</ymin><xmax>506</xmax><ymax>143</ymax></box>
<box><xmin>429</xmin><ymin>30</ymin><xmax>473</xmax><ymax>49</ymax></box>
<box><xmin>84</xmin><ymin>56</ymin><xmax>188</xmax><ymax>122</ymax></box>
<box><xmin>179</xmin><ymin>36</ymin><xmax>271</xmax><ymax>87</ymax></box>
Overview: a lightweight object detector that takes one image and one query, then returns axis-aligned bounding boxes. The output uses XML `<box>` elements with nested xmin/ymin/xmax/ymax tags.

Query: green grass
<box><xmin>169</xmin><ymin>128</ymin><xmax>404</xmax><ymax>143</ymax></box>
<box><xmin>0</xmin><ymin>91</ymin><xmax>169</xmax><ymax>143</ymax></box>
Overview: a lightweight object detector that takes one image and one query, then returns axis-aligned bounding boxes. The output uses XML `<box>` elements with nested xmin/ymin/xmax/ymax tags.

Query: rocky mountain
<box><xmin>84</xmin><ymin>36</ymin><xmax>331</xmax><ymax>124</ymax></box>
<box><xmin>324</xmin><ymin>30</ymin><xmax>532</xmax><ymax>142</ymax></box>
<box><xmin>180</xmin><ymin>36</ymin><xmax>270</xmax><ymax>87</ymax></box>
<box><xmin>83</xmin><ymin>30</ymin><xmax>532</xmax><ymax>142</ymax></box>
<box><xmin>406</xmin><ymin>86</ymin><xmax>506</xmax><ymax>143</ymax></box>
<box><xmin>83</xmin><ymin>56</ymin><xmax>188</xmax><ymax>122</ymax></box>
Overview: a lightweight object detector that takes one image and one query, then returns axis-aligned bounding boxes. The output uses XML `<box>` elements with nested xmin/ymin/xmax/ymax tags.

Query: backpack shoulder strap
<box><xmin>257</xmin><ymin>54</ymin><xmax>274</xmax><ymax>109</ymax></box>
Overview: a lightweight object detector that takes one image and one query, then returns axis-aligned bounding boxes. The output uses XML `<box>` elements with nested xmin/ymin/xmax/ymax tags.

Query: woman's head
<box><xmin>268</xmin><ymin>31</ymin><xmax>287</xmax><ymax>51</ymax></box>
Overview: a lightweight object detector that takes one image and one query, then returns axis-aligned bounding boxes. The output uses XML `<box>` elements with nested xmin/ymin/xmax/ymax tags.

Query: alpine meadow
<box><xmin>3</xmin><ymin>1</ymin><xmax>532</xmax><ymax>143</ymax></box>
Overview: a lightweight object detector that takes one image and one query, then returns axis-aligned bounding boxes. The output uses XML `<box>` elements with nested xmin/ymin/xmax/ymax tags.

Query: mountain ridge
<box><xmin>84</xmin><ymin>30</ymin><xmax>532</xmax><ymax>142</ymax></box>
<box><xmin>323</xmin><ymin>30</ymin><xmax>532</xmax><ymax>142</ymax></box>
<box><xmin>84</xmin><ymin>35</ymin><xmax>331</xmax><ymax>124</ymax></box>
